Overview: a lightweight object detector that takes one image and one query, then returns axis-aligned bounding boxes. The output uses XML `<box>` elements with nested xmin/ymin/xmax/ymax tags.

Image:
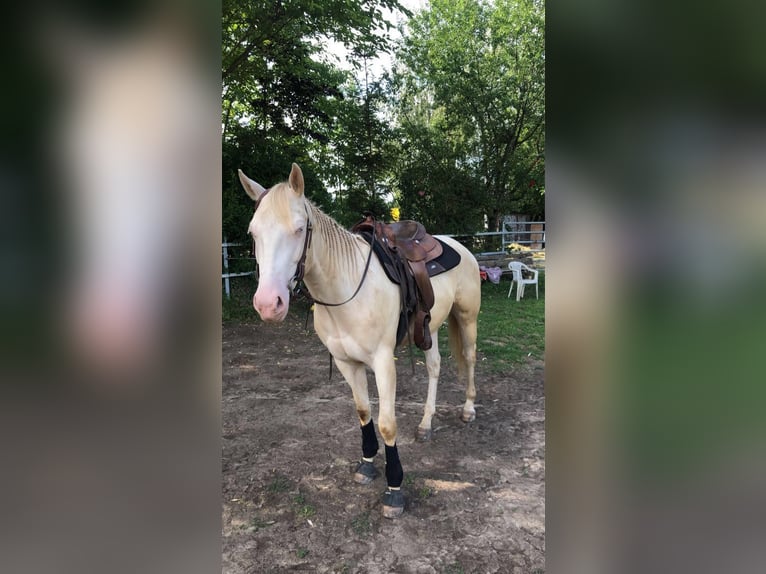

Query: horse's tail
<box><xmin>447</xmin><ymin>312</ymin><xmax>467</xmax><ymax>379</ymax></box>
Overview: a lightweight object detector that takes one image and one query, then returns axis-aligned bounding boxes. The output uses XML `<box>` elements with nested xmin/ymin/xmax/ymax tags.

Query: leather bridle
<box><xmin>291</xmin><ymin>204</ymin><xmax>313</xmax><ymax>289</ymax></box>
<box><xmin>253</xmin><ymin>189</ymin><xmax>372</xmax><ymax>306</ymax></box>
<box><xmin>253</xmin><ymin>187</ymin><xmax>311</xmax><ymax>291</ymax></box>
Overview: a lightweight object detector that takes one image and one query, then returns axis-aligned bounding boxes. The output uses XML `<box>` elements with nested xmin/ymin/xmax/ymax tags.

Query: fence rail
<box><xmin>222</xmin><ymin>241</ymin><xmax>256</xmax><ymax>298</ymax></box>
<box><xmin>447</xmin><ymin>221</ymin><xmax>545</xmax><ymax>256</ymax></box>
<box><xmin>222</xmin><ymin>222</ymin><xmax>545</xmax><ymax>297</ymax></box>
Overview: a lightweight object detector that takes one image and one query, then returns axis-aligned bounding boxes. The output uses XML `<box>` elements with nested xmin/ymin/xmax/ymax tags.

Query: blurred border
<box><xmin>4</xmin><ymin>0</ymin><xmax>766</xmax><ymax>572</ymax></box>
<box><xmin>547</xmin><ymin>0</ymin><xmax>766</xmax><ymax>572</ymax></box>
<box><xmin>1</xmin><ymin>2</ymin><xmax>221</xmax><ymax>573</ymax></box>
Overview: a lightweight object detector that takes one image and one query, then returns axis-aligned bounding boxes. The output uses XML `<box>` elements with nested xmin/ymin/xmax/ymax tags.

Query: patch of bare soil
<box><xmin>222</xmin><ymin>315</ymin><xmax>544</xmax><ymax>574</ymax></box>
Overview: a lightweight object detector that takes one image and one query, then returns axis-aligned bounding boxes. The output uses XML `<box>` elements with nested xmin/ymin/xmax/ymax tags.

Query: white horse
<box><xmin>239</xmin><ymin>163</ymin><xmax>481</xmax><ymax>517</ymax></box>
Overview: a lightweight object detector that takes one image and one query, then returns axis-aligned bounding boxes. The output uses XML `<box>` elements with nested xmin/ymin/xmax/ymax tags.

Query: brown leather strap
<box><xmin>409</xmin><ymin>259</ymin><xmax>435</xmax><ymax>350</ymax></box>
<box><xmin>292</xmin><ymin>204</ymin><xmax>313</xmax><ymax>286</ymax></box>
<box><xmin>413</xmin><ymin>308</ymin><xmax>432</xmax><ymax>350</ymax></box>
<box><xmin>252</xmin><ymin>192</ymin><xmax>313</xmax><ymax>294</ymax></box>
<box><xmin>253</xmin><ymin>188</ymin><xmax>270</xmax><ymax>212</ymax></box>
<box><xmin>310</xmin><ymin>225</ymin><xmax>376</xmax><ymax>307</ymax></box>
<box><xmin>408</xmin><ymin>260</ymin><xmax>435</xmax><ymax>310</ymax></box>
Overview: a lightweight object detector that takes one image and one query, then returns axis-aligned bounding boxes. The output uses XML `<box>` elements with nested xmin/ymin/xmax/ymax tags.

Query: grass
<box><xmin>292</xmin><ymin>492</ymin><xmax>316</xmax><ymax>519</ymax></box>
<box><xmin>475</xmin><ymin>273</ymin><xmax>545</xmax><ymax>370</ymax></box>
<box><xmin>266</xmin><ymin>475</ymin><xmax>291</xmax><ymax>493</ymax></box>
<box><xmin>249</xmin><ymin>517</ymin><xmax>274</xmax><ymax>531</ymax></box>
<box><xmin>223</xmin><ymin>269</ymin><xmax>545</xmax><ymax>371</ymax></box>
<box><xmin>401</xmin><ymin>473</ymin><xmax>437</xmax><ymax>502</ymax></box>
<box><xmin>222</xmin><ymin>277</ymin><xmax>259</xmax><ymax>322</ymax></box>
<box><xmin>443</xmin><ymin>562</ymin><xmax>465</xmax><ymax>574</ymax></box>
<box><xmin>417</xmin><ymin>485</ymin><xmax>435</xmax><ymax>499</ymax></box>
<box><xmin>423</xmin><ymin>271</ymin><xmax>545</xmax><ymax>370</ymax></box>
<box><xmin>350</xmin><ymin>511</ymin><xmax>372</xmax><ymax>536</ymax></box>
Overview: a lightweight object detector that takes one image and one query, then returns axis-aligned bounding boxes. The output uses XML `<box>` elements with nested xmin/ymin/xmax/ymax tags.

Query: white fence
<box><xmin>222</xmin><ymin>222</ymin><xmax>545</xmax><ymax>297</ymax></box>
<box><xmin>448</xmin><ymin>221</ymin><xmax>546</xmax><ymax>256</ymax></box>
<box><xmin>222</xmin><ymin>241</ymin><xmax>256</xmax><ymax>298</ymax></box>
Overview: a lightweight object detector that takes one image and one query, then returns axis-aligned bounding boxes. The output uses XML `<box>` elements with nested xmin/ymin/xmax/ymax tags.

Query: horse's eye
<box><xmin>295</xmin><ymin>226</ymin><xmax>304</xmax><ymax>235</ymax></box>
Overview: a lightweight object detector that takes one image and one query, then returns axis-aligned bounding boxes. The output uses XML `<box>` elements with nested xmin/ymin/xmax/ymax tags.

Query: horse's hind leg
<box><xmin>334</xmin><ymin>358</ymin><xmax>379</xmax><ymax>484</ymax></box>
<box><xmin>448</xmin><ymin>311</ymin><xmax>478</xmax><ymax>423</ymax></box>
<box><xmin>460</xmin><ymin>320</ymin><xmax>478</xmax><ymax>423</ymax></box>
<box><xmin>416</xmin><ymin>340</ymin><xmax>441</xmax><ymax>441</ymax></box>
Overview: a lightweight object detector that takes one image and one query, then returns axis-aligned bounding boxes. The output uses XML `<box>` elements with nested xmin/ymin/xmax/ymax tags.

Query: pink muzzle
<box><xmin>253</xmin><ymin>281</ymin><xmax>290</xmax><ymax>322</ymax></box>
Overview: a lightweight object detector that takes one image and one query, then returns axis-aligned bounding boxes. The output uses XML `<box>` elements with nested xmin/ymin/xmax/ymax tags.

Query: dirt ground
<box><xmin>222</xmin><ymin>313</ymin><xmax>545</xmax><ymax>574</ymax></box>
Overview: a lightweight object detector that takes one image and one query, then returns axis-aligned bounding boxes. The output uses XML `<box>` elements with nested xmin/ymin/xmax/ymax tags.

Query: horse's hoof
<box><xmin>353</xmin><ymin>460</ymin><xmax>378</xmax><ymax>485</ymax></box>
<box><xmin>461</xmin><ymin>410</ymin><xmax>476</xmax><ymax>423</ymax></box>
<box><xmin>415</xmin><ymin>427</ymin><xmax>433</xmax><ymax>441</ymax></box>
<box><xmin>382</xmin><ymin>489</ymin><xmax>405</xmax><ymax>519</ymax></box>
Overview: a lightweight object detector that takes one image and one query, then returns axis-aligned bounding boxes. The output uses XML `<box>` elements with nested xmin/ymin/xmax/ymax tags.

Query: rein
<box><xmin>307</xmin><ymin>222</ymin><xmax>376</xmax><ymax>308</ymax></box>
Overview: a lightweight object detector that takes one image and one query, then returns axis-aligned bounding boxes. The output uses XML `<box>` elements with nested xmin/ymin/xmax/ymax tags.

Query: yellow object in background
<box><xmin>390</xmin><ymin>207</ymin><xmax>400</xmax><ymax>221</ymax></box>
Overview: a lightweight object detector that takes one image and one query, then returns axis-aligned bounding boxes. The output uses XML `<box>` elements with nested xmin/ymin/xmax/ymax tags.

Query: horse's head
<box><xmin>239</xmin><ymin>163</ymin><xmax>310</xmax><ymax>322</ymax></box>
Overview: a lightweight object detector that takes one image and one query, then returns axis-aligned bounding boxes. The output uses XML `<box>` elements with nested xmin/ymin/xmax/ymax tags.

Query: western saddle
<box><xmin>351</xmin><ymin>214</ymin><xmax>443</xmax><ymax>350</ymax></box>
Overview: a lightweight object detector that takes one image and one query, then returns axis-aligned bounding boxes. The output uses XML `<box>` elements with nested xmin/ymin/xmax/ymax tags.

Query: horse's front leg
<box><xmin>333</xmin><ymin>358</ymin><xmax>380</xmax><ymax>485</ymax></box>
<box><xmin>373</xmin><ymin>353</ymin><xmax>405</xmax><ymax>518</ymax></box>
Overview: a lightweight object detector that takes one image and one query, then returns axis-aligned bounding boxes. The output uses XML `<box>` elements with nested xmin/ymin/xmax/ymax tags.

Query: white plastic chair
<box><xmin>507</xmin><ymin>261</ymin><xmax>539</xmax><ymax>301</ymax></box>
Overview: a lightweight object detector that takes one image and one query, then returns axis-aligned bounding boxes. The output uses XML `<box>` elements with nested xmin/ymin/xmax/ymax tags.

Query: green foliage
<box><xmin>222</xmin><ymin>0</ymin><xmax>544</xmax><ymax>242</ymax></box>
<box><xmin>222</xmin><ymin>0</ymin><xmax>409</xmax><ymax>233</ymax></box>
<box><xmin>324</xmin><ymin>74</ymin><xmax>399</xmax><ymax>226</ymax></box>
<box><xmin>222</xmin><ymin>132</ymin><xmax>332</xmax><ymax>242</ymax></box>
<box><xmin>396</xmin><ymin>150</ymin><xmax>485</xmax><ymax>234</ymax></box>
<box><xmin>222</xmin><ymin>293</ymin><xmax>253</xmax><ymax>323</ymax></box>
<box><xmin>223</xmin><ymin>0</ymin><xmax>404</xmax><ymax>138</ymax></box>
<box><xmin>393</xmin><ymin>0</ymin><xmax>545</xmax><ymax>228</ymax></box>
<box><xmin>417</xmin><ymin>485</ymin><xmax>435</xmax><ymax>499</ymax></box>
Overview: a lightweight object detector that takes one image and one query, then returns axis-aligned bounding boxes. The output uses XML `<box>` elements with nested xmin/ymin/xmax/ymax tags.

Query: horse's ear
<box><xmin>288</xmin><ymin>163</ymin><xmax>304</xmax><ymax>196</ymax></box>
<box><xmin>238</xmin><ymin>169</ymin><xmax>267</xmax><ymax>202</ymax></box>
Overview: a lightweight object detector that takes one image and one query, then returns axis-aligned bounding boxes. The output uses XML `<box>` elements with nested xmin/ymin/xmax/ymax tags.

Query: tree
<box><xmin>394</xmin><ymin>0</ymin><xmax>544</xmax><ymax>230</ymax></box>
<box><xmin>391</xmin><ymin>94</ymin><xmax>486</xmax><ymax>233</ymax></box>
<box><xmin>222</xmin><ymin>0</ymin><xmax>409</xmax><ymax>240</ymax></box>
<box><xmin>326</xmin><ymin>64</ymin><xmax>399</xmax><ymax>227</ymax></box>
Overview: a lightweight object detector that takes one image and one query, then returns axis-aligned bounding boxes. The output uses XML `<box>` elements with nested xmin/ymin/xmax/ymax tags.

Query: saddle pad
<box><xmin>425</xmin><ymin>239</ymin><xmax>461</xmax><ymax>277</ymax></box>
<box><xmin>358</xmin><ymin>235</ymin><xmax>461</xmax><ymax>285</ymax></box>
